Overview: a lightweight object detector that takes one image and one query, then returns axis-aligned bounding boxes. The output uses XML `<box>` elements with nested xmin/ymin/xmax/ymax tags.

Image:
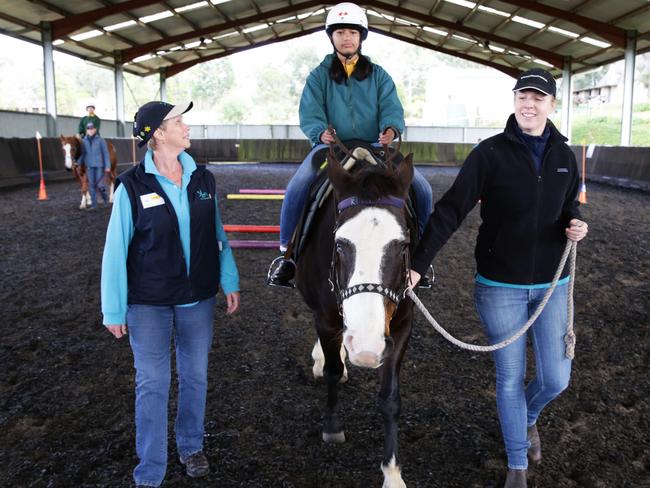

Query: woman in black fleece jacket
<box><xmin>410</xmin><ymin>69</ymin><xmax>588</xmax><ymax>488</ymax></box>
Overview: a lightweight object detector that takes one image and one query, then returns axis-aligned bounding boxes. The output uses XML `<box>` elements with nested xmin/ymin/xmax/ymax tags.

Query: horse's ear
<box><xmin>327</xmin><ymin>150</ymin><xmax>354</xmax><ymax>195</ymax></box>
<box><xmin>397</xmin><ymin>153</ymin><xmax>414</xmax><ymax>197</ymax></box>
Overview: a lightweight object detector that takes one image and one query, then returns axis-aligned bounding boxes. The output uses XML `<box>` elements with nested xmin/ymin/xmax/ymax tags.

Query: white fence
<box><xmin>0</xmin><ymin>110</ymin><xmax>500</xmax><ymax>142</ymax></box>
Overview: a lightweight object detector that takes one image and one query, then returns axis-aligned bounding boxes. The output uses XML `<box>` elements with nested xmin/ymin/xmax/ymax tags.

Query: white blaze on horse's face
<box><xmin>63</xmin><ymin>143</ymin><xmax>72</xmax><ymax>169</ymax></box>
<box><xmin>335</xmin><ymin>207</ymin><xmax>405</xmax><ymax>369</ymax></box>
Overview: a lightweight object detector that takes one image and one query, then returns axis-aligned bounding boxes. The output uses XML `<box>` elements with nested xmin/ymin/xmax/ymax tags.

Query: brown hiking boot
<box><xmin>179</xmin><ymin>450</ymin><xmax>210</xmax><ymax>478</ymax></box>
<box><xmin>504</xmin><ymin>468</ymin><xmax>527</xmax><ymax>488</ymax></box>
<box><xmin>527</xmin><ymin>424</ymin><xmax>542</xmax><ymax>465</ymax></box>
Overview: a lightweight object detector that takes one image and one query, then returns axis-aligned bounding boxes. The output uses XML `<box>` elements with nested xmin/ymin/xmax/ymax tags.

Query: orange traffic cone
<box><xmin>38</xmin><ymin>178</ymin><xmax>48</xmax><ymax>200</ymax></box>
<box><xmin>578</xmin><ymin>144</ymin><xmax>587</xmax><ymax>204</ymax></box>
<box><xmin>35</xmin><ymin>130</ymin><xmax>48</xmax><ymax>201</ymax></box>
<box><xmin>578</xmin><ymin>182</ymin><xmax>587</xmax><ymax>204</ymax></box>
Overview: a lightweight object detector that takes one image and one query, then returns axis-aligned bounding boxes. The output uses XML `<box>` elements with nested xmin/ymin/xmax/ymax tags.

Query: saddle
<box><xmin>289</xmin><ymin>141</ymin><xmax>419</xmax><ymax>263</ymax></box>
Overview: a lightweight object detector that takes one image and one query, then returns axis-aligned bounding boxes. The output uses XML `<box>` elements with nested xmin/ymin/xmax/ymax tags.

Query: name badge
<box><xmin>140</xmin><ymin>192</ymin><xmax>165</xmax><ymax>209</ymax></box>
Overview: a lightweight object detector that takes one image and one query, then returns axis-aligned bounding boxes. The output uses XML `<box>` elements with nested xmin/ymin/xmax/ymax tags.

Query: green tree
<box><xmin>573</xmin><ymin>65</ymin><xmax>610</xmax><ymax>91</ymax></box>
<box><xmin>252</xmin><ymin>63</ymin><xmax>294</xmax><ymax>123</ymax></box>
<box><xmin>220</xmin><ymin>95</ymin><xmax>249</xmax><ymax>124</ymax></box>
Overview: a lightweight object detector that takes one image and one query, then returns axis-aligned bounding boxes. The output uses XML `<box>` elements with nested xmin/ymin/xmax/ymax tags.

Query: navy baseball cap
<box><xmin>86</xmin><ymin>122</ymin><xmax>95</xmax><ymax>129</ymax></box>
<box><xmin>512</xmin><ymin>68</ymin><xmax>556</xmax><ymax>97</ymax></box>
<box><xmin>133</xmin><ymin>101</ymin><xmax>193</xmax><ymax>147</ymax></box>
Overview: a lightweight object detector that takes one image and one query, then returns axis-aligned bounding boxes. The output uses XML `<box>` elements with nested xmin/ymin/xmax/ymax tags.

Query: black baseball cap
<box><xmin>512</xmin><ymin>68</ymin><xmax>556</xmax><ymax>97</ymax></box>
<box><xmin>133</xmin><ymin>101</ymin><xmax>193</xmax><ymax>147</ymax></box>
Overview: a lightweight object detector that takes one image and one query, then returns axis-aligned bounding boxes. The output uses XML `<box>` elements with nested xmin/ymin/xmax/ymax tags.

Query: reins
<box><xmin>407</xmin><ymin>240</ymin><xmax>578</xmax><ymax>360</ymax></box>
<box><xmin>327</xmin><ymin>125</ymin><xmax>403</xmax><ymax>168</ymax></box>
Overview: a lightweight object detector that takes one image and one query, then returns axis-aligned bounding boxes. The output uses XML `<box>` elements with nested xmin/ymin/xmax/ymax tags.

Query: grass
<box><xmin>571</xmin><ymin>115</ymin><xmax>650</xmax><ymax>146</ymax></box>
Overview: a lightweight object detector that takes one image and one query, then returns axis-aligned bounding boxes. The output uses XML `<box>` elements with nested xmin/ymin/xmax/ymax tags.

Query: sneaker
<box><xmin>179</xmin><ymin>451</ymin><xmax>210</xmax><ymax>478</ymax></box>
<box><xmin>267</xmin><ymin>258</ymin><xmax>295</xmax><ymax>288</ymax></box>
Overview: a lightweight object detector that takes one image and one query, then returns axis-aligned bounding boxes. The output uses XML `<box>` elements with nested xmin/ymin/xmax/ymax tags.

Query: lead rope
<box><xmin>406</xmin><ymin>240</ymin><xmax>577</xmax><ymax>359</ymax></box>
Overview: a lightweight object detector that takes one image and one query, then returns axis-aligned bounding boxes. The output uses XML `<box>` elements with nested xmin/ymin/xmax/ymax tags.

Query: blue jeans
<box><xmin>127</xmin><ymin>296</ymin><xmax>216</xmax><ymax>487</ymax></box>
<box><xmin>87</xmin><ymin>166</ymin><xmax>108</xmax><ymax>208</ymax></box>
<box><xmin>474</xmin><ymin>283</ymin><xmax>571</xmax><ymax>470</ymax></box>
<box><xmin>279</xmin><ymin>144</ymin><xmax>433</xmax><ymax>246</ymax></box>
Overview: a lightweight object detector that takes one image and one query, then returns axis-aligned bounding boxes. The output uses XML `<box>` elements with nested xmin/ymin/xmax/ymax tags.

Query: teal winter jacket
<box><xmin>299</xmin><ymin>54</ymin><xmax>405</xmax><ymax>146</ymax></box>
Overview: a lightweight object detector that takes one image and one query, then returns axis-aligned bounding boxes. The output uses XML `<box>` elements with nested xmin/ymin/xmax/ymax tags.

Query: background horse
<box><xmin>60</xmin><ymin>135</ymin><xmax>117</xmax><ymax>209</ymax></box>
<box><xmin>295</xmin><ymin>145</ymin><xmax>416</xmax><ymax>488</ymax></box>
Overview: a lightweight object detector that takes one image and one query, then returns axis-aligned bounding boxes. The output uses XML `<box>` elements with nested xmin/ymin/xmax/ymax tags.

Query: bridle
<box><xmin>328</xmin><ymin>137</ymin><xmax>411</xmax><ymax>315</ymax></box>
<box><xmin>328</xmin><ymin>195</ymin><xmax>411</xmax><ymax>317</ymax></box>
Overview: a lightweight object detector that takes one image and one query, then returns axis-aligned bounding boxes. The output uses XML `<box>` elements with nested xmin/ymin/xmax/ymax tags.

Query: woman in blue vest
<box><xmin>268</xmin><ymin>2</ymin><xmax>433</xmax><ymax>287</ymax></box>
<box><xmin>101</xmin><ymin>100</ymin><xmax>240</xmax><ymax>488</ymax></box>
<box><xmin>409</xmin><ymin>69</ymin><xmax>588</xmax><ymax>488</ymax></box>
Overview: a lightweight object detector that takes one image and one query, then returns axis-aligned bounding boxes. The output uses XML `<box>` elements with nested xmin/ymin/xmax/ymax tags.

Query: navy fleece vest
<box><xmin>117</xmin><ymin>161</ymin><xmax>220</xmax><ymax>305</ymax></box>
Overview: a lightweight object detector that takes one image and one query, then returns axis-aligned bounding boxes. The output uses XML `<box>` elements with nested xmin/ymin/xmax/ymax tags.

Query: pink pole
<box><xmin>224</xmin><ymin>225</ymin><xmax>280</xmax><ymax>233</ymax></box>
<box><xmin>238</xmin><ymin>189</ymin><xmax>285</xmax><ymax>195</ymax></box>
<box><xmin>229</xmin><ymin>240</ymin><xmax>280</xmax><ymax>249</ymax></box>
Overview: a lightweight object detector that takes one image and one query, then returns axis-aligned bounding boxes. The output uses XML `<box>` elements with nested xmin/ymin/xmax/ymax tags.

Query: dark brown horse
<box><xmin>60</xmin><ymin>135</ymin><xmax>117</xmax><ymax>209</ymax></box>
<box><xmin>296</xmin><ymin>145</ymin><xmax>415</xmax><ymax>487</ymax></box>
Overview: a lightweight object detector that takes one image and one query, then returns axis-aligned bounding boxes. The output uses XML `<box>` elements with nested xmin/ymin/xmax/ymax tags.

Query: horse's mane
<box><xmin>61</xmin><ymin>135</ymin><xmax>81</xmax><ymax>149</ymax></box>
<box><xmin>347</xmin><ymin>161</ymin><xmax>403</xmax><ymax>201</ymax></box>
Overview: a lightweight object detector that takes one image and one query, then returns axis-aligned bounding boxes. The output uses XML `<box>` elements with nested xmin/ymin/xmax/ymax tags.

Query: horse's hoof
<box><xmin>381</xmin><ymin>457</ymin><xmax>406</xmax><ymax>488</ymax></box>
<box><xmin>322</xmin><ymin>431</ymin><xmax>345</xmax><ymax>443</ymax></box>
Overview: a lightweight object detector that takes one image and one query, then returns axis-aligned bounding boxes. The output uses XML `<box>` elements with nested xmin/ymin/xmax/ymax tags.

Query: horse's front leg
<box><xmin>315</xmin><ymin>312</ymin><xmax>346</xmax><ymax>443</ymax></box>
<box><xmin>311</xmin><ymin>339</ymin><xmax>348</xmax><ymax>383</ymax></box>
<box><xmin>378</xmin><ymin>366</ymin><xmax>405</xmax><ymax>488</ymax></box>
<box><xmin>378</xmin><ymin>318</ymin><xmax>412</xmax><ymax>488</ymax></box>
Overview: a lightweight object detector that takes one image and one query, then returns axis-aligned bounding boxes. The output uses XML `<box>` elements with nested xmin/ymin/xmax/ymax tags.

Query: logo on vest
<box><xmin>196</xmin><ymin>189</ymin><xmax>212</xmax><ymax>200</ymax></box>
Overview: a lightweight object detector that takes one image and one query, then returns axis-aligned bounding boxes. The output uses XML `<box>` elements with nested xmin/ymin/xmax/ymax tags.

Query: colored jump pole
<box><xmin>229</xmin><ymin>240</ymin><xmax>279</xmax><ymax>249</ymax></box>
<box><xmin>223</xmin><ymin>225</ymin><xmax>280</xmax><ymax>233</ymax></box>
<box><xmin>226</xmin><ymin>194</ymin><xmax>284</xmax><ymax>200</ymax></box>
<box><xmin>238</xmin><ymin>189</ymin><xmax>285</xmax><ymax>195</ymax></box>
<box><xmin>36</xmin><ymin>131</ymin><xmax>48</xmax><ymax>201</ymax></box>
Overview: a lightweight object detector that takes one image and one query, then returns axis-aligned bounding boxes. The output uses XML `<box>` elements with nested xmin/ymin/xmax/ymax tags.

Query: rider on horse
<box><xmin>78</xmin><ymin>103</ymin><xmax>101</xmax><ymax>137</ymax></box>
<box><xmin>268</xmin><ymin>2</ymin><xmax>433</xmax><ymax>288</ymax></box>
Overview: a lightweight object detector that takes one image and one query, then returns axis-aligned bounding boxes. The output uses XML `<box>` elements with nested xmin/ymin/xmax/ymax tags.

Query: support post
<box><xmin>41</xmin><ymin>22</ymin><xmax>58</xmax><ymax>137</ymax></box>
<box><xmin>114</xmin><ymin>52</ymin><xmax>126</xmax><ymax>137</ymax></box>
<box><xmin>561</xmin><ymin>57</ymin><xmax>573</xmax><ymax>142</ymax></box>
<box><xmin>159</xmin><ymin>69</ymin><xmax>167</xmax><ymax>102</ymax></box>
<box><xmin>620</xmin><ymin>31</ymin><xmax>637</xmax><ymax>146</ymax></box>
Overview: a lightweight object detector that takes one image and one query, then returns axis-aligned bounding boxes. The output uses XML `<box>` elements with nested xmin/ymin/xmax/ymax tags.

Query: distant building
<box><xmin>573</xmin><ymin>83</ymin><xmax>619</xmax><ymax>105</ymax></box>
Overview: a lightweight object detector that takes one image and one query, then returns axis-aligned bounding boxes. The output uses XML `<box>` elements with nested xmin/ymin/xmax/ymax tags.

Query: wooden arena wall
<box><xmin>1</xmin><ymin>137</ymin><xmax>648</xmax><ymax>190</ymax></box>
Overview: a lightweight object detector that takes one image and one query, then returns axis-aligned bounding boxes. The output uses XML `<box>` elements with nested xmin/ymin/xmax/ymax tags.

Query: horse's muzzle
<box><xmin>344</xmin><ymin>335</ymin><xmax>393</xmax><ymax>369</ymax></box>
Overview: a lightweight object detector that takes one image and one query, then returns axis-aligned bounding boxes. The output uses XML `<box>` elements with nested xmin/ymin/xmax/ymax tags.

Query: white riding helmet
<box><xmin>325</xmin><ymin>3</ymin><xmax>368</xmax><ymax>40</ymax></box>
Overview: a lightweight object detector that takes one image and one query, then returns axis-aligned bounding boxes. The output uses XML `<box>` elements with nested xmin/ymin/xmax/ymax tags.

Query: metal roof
<box><xmin>1</xmin><ymin>0</ymin><xmax>648</xmax><ymax>79</ymax></box>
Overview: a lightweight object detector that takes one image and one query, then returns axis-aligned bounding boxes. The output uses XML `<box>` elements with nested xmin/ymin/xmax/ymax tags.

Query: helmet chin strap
<box><xmin>330</xmin><ymin>39</ymin><xmax>361</xmax><ymax>60</ymax></box>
